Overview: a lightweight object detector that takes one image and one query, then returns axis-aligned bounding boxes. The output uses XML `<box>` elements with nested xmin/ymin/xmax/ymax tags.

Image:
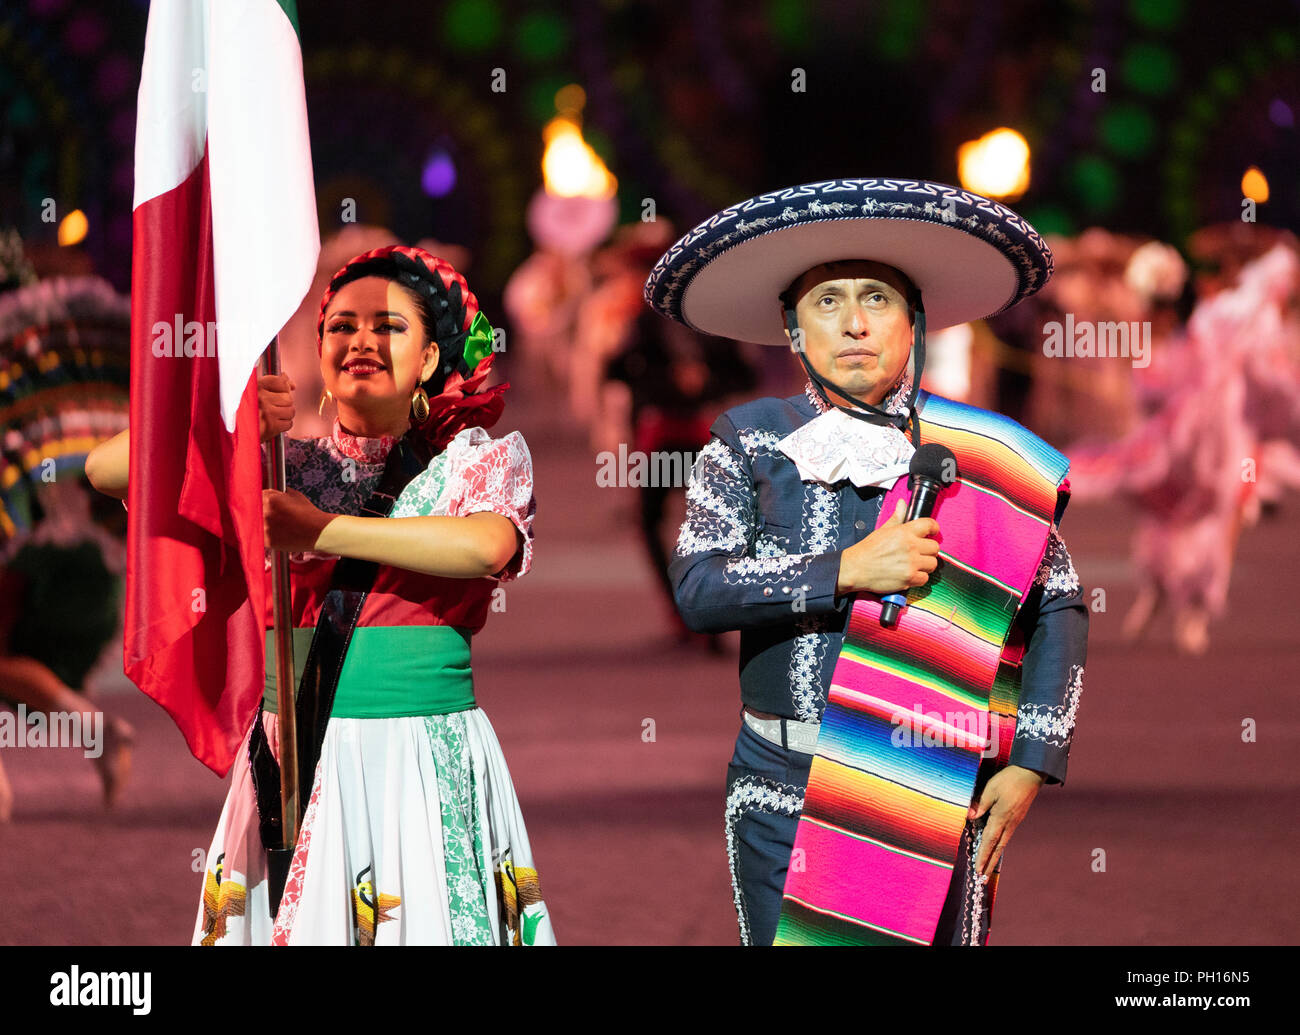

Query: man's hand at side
<box><xmin>968</xmin><ymin>765</ymin><xmax>1046</xmax><ymax>877</ymax></box>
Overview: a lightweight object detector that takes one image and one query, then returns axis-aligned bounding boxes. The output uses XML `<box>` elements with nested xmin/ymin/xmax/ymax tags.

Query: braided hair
<box><xmin>317</xmin><ymin>246</ymin><xmax>480</xmax><ymax>396</ymax></box>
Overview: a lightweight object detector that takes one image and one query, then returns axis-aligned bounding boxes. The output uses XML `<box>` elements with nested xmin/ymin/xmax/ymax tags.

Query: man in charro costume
<box><xmin>648</xmin><ymin>178</ymin><xmax>1089</xmax><ymax>946</ymax></box>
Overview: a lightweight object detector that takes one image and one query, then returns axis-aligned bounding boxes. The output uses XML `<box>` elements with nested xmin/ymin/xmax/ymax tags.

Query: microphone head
<box><xmin>909</xmin><ymin>443</ymin><xmax>958</xmax><ymax>486</ymax></box>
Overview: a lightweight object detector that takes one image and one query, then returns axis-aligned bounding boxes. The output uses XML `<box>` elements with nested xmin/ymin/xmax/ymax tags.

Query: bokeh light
<box><xmin>555</xmin><ymin>84</ymin><xmax>586</xmax><ymax>117</ymax></box>
<box><xmin>444</xmin><ymin>0</ymin><xmax>502</xmax><ymax>52</ymax></box>
<box><xmin>957</xmin><ymin>128</ymin><xmax>1031</xmax><ymax>200</ymax></box>
<box><xmin>515</xmin><ymin>12</ymin><xmax>568</xmax><ymax>63</ymax></box>
<box><xmin>57</xmin><ymin>208</ymin><xmax>88</xmax><ymax>246</ymax></box>
<box><xmin>1120</xmin><ymin>43</ymin><xmax>1178</xmax><ymax>96</ymax></box>
<box><xmin>1130</xmin><ymin>0</ymin><xmax>1185</xmax><ymax>31</ymax></box>
<box><xmin>1099</xmin><ymin>103</ymin><xmax>1157</xmax><ymax>159</ymax></box>
<box><xmin>421</xmin><ymin>148</ymin><xmax>457</xmax><ymax>198</ymax></box>
<box><xmin>541</xmin><ymin>117</ymin><xmax>617</xmax><ymax>200</ymax></box>
<box><xmin>1241</xmin><ymin>166</ymin><xmax>1269</xmax><ymax>204</ymax></box>
<box><xmin>1069</xmin><ymin>156</ymin><xmax>1120</xmax><ymax>214</ymax></box>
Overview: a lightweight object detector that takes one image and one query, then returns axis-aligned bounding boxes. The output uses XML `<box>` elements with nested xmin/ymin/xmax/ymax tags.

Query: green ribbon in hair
<box><xmin>462</xmin><ymin>311</ymin><xmax>495</xmax><ymax>369</ymax></box>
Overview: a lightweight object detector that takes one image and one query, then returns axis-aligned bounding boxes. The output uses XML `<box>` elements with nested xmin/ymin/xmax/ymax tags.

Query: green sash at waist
<box><xmin>262</xmin><ymin>626</ymin><xmax>475</xmax><ymax>718</ymax></box>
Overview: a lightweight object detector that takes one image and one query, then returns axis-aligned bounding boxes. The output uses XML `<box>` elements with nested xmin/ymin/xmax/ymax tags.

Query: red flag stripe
<box><xmin>125</xmin><ymin>150</ymin><xmax>266</xmax><ymax>776</ymax></box>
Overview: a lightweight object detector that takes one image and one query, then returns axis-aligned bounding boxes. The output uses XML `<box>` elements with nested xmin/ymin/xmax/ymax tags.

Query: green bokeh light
<box><xmin>1210</xmin><ymin>65</ymin><xmax>1242</xmax><ymax>97</ymax></box>
<box><xmin>444</xmin><ymin>0</ymin><xmax>503</xmax><ymax>52</ymax></box>
<box><xmin>766</xmin><ymin>0</ymin><xmax>811</xmax><ymax>50</ymax></box>
<box><xmin>1170</xmin><ymin>125</ymin><xmax>1199</xmax><ymax>154</ymax></box>
<box><xmin>1168</xmin><ymin>194</ymin><xmax>1196</xmax><ymax>231</ymax></box>
<box><xmin>527</xmin><ymin>75</ymin><xmax>572</xmax><ymax>125</ymax></box>
<box><xmin>1241</xmin><ymin>45</ymin><xmax>1268</xmax><ymax>74</ymax></box>
<box><xmin>8</xmin><ymin>92</ymin><xmax>37</xmax><ymax>130</ymax></box>
<box><xmin>877</xmin><ymin>0</ymin><xmax>924</xmax><ymax>61</ymax></box>
<box><xmin>1129</xmin><ymin>0</ymin><xmax>1184</xmax><ymax>31</ymax></box>
<box><xmin>1187</xmin><ymin>94</ymin><xmax>1215</xmax><ymax>124</ymax></box>
<box><xmin>1120</xmin><ymin>42</ymin><xmax>1178</xmax><ymax>95</ymax></box>
<box><xmin>515</xmin><ymin>12</ymin><xmax>569</xmax><ymax>63</ymax></box>
<box><xmin>1022</xmin><ymin>204</ymin><xmax>1074</xmax><ymax>238</ymax></box>
<box><xmin>1070</xmin><ymin>155</ymin><xmax>1120</xmax><ymax>214</ymax></box>
<box><xmin>1099</xmin><ymin>103</ymin><xmax>1157</xmax><ymax>159</ymax></box>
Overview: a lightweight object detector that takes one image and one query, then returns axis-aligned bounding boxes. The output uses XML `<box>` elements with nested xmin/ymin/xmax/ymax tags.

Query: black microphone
<box><xmin>879</xmin><ymin>443</ymin><xmax>958</xmax><ymax>628</ymax></box>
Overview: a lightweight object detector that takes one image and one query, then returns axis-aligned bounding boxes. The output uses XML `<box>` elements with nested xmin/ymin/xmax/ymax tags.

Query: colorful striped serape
<box><xmin>774</xmin><ymin>393</ymin><xmax>1070</xmax><ymax>946</ymax></box>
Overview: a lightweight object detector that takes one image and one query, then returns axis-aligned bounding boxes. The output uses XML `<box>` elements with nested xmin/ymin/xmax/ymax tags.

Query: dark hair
<box><xmin>325</xmin><ymin>256</ymin><xmax>472</xmax><ymax>394</ymax></box>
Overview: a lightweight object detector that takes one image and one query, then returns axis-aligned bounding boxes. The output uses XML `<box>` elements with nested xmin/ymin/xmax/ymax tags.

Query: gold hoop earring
<box><xmin>411</xmin><ymin>385</ymin><xmax>430</xmax><ymax>423</ymax></box>
<box><xmin>318</xmin><ymin>389</ymin><xmax>334</xmax><ymax>417</ymax></box>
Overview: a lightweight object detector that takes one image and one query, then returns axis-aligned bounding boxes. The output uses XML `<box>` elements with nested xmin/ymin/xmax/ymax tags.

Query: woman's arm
<box><xmin>85</xmin><ymin>429</ymin><xmax>130</xmax><ymax>499</ymax></box>
<box><xmin>264</xmin><ymin>487</ymin><xmax>521</xmax><ymax>578</ymax></box>
<box><xmin>84</xmin><ymin>375</ymin><xmax>293</xmax><ymax>502</ymax></box>
<box><xmin>319</xmin><ymin>512</ymin><xmax>521</xmax><ymax>578</ymax></box>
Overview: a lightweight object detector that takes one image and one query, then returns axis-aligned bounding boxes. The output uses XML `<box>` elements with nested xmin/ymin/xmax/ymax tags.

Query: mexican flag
<box><xmin>125</xmin><ymin>0</ymin><xmax>318</xmax><ymax>775</ymax></box>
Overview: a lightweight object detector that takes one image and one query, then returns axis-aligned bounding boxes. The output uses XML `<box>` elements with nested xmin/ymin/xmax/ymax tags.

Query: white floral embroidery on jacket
<box><xmin>1015</xmin><ymin>664</ymin><xmax>1084</xmax><ymax>747</ymax></box>
<box><xmin>1034</xmin><ymin>527</ymin><xmax>1080</xmax><ymax>601</ymax></box>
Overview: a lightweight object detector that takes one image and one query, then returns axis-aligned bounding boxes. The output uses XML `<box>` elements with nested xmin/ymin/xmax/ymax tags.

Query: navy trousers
<box><xmin>725</xmin><ymin>723</ymin><xmax>995</xmax><ymax>946</ymax></box>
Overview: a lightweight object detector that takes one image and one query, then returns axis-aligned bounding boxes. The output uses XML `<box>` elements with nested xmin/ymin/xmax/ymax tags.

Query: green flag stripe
<box><xmin>275</xmin><ymin>0</ymin><xmax>300</xmax><ymax>39</ymax></box>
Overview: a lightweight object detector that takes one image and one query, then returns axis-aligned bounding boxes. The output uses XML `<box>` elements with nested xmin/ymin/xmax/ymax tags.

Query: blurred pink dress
<box><xmin>1070</xmin><ymin>244</ymin><xmax>1300</xmax><ymax>635</ymax></box>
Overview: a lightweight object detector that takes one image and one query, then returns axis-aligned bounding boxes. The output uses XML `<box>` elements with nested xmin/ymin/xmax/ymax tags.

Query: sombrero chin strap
<box><xmin>784</xmin><ymin>303</ymin><xmax>926</xmax><ymax>448</ymax></box>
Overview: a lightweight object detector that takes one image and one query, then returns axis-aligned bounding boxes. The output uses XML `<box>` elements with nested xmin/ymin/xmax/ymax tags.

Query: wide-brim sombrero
<box><xmin>644</xmin><ymin>178</ymin><xmax>1053</xmax><ymax>345</ymax></box>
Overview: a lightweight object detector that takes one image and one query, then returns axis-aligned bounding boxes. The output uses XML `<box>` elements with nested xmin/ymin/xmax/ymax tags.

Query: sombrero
<box><xmin>644</xmin><ymin>177</ymin><xmax>1053</xmax><ymax>439</ymax></box>
<box><xmin>645</xmin><ymin>177</ymin><xmax>1052</xmax><ymax>344</ymax></box>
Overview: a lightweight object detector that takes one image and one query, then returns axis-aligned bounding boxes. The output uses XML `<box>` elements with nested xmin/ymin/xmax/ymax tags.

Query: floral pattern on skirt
<box><xmin>193</xmin><ymin>710</ymin><xmax>555</xmax><ymax>946</ymax></box>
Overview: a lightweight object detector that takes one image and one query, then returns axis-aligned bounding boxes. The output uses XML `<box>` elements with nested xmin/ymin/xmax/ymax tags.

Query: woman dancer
<box><xmin>0</xmin><ymin>271</ymin><xmax>137</xmax><ymax>820</ymax></box>
<box><xmin>0</xmin><ymin>479</ymin><xmax>135</xmax><ymax>820</ymax></box>
<box><xmin>88</xmin><ymin>245</ymin><xmax>553</xmax><ymax>945</ymax></box>
<box><xmin>1070</xmin><ymin>242</ymin><xmax>1300</xmax><ymax>653</ymax></box>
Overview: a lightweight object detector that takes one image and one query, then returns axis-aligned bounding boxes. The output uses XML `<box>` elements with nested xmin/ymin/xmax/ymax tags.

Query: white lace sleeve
<box><xmin>445</xmin><ymin>428</ymin><xmax>536</xmax><ymax>581</ymax></box>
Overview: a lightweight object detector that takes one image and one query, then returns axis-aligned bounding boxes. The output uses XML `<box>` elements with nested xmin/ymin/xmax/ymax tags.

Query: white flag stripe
<box><xmin>133</xmin><ymin>0</ymin><xmax>210</xmax><ymax>210</ymax></box>
<box><xmin>208</xmin><ymin>0</ymin><xmax>319</xmax><ymax>430</ymax></box>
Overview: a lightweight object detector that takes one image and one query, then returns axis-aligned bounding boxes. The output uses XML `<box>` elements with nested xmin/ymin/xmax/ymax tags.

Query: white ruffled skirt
<box><xmin>193</xmin><ymin>709</ymin><xmax>555</xmax><ymax>946</ymax></box>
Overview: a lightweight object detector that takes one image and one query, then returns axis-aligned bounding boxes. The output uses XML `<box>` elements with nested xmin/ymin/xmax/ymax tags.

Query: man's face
<box><xmin>782</xmin><ymin>260</ymin><xmax>914</xmax><ymax>406</ymax></box>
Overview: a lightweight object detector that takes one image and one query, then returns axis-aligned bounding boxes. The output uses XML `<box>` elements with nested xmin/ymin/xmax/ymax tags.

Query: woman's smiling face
<box><xmin>320</xmin><ymin>276</ymin><xmax>440</xmax><ymax>430</ymax></box>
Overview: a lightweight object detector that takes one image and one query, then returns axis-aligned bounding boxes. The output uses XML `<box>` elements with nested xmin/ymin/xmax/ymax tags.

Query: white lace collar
<box><xmin>781</xmin><ymin>379</ymin><xmax>915</xmax><ymax>488</ymax></box>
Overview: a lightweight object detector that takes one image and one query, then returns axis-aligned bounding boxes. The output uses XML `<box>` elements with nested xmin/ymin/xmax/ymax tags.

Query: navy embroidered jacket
<box><xmin>668</xmin><ymin>390</ymin><xmax>1088</xmax><ymax>785</ymax></box>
